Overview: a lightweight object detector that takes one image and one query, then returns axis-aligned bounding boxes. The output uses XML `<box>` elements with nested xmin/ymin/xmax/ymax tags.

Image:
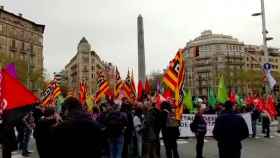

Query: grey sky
<box><xmin>2</xmin><ymin>0</ymin><xmax>280</xmax><ymax>80</ymax></box>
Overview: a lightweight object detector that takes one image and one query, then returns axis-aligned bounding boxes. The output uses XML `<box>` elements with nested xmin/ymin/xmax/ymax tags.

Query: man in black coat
<box><xmin>51</xmin><ymin>97</ymin><xmax>105</xmax><ymax>158</ymax></box>
<box><xmin>213</xmin><ymin>101</ymin><xmax>249</xmax><ymax>158</ymax></box>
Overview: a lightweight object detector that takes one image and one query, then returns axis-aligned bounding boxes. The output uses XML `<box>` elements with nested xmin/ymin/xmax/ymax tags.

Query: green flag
<box><xmin>56</xmin><ymin>95</ymin><xmax>64</xmax><ymax>113</ymax></box>
<box><xmin>184</xmin><ymin>89</ymin><xmax>193</xmax><ymax>112</ymax></box>
<box><xmin>236</xmin><ymin>87</ymin><xmax>245</xmax><ymax>108</ymax></box>
<box><xmin>217</xmin><ymin>75</ymin><xmax>227</xmax><ymax>104</ymax></box>
<box><xmin>208</xmin><ymin>87</ymin><xmax>216</xmax><ymax>107</ymax></box>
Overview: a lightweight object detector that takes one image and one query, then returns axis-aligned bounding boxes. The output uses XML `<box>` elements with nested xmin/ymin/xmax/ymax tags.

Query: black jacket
<box><xmin>213</xmin><ymin>111</ymin><xmax>249</xmax><ymax>150</ymax></box>
<box><xmin>52</xmin><ymin>111</ymin><xmax>105</xmax><ymax>158</ymax></box>
<box><xmin>191</xmin><ymin>113</ymin><xmax>207</xmax><ymax>136</ymax></box>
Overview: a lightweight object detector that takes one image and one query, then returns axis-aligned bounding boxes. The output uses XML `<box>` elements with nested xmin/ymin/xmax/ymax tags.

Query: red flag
<box><xmin>265</xmin><ymin>95</ymin><xmax>277</xmax><ymax>119</ymax></box>
<box><xmin>144</xmin><ymin>79</ymin><xmax>151</xmax><ymax>95</ymax></box>
<box><xmin>0</xmin><ymin>69</ymin><xmax>38</xmax><ymax>110</ymax></box>
<box><xmin>229</xmin><ymin>89</ymin><xmax>236</xmax><ymax>104</ymax></box>
<box><xmin>137</xmin><ymin>80</ymin><xmax>143</xmax><ymax>101</ymax></box>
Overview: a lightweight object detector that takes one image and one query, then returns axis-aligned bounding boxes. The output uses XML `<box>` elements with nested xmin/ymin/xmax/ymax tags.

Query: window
<box><xmin>11</xmin><ymin>39</ymin><xmax>16</xmax><ymax>48</ymax></box>
<box><xmin>247</xmin><ymin>57</ymin><xmax>249</xmax><ymax>61</ymax></box>
<box><xmin>21</xmin><ymin>42</ymin><xmax>24</xmax><ymax>50</ymax></box>
<box><xmin>0</xmin><ymin>24</ymin><xmax>2</xmax><ymax>32</ymax></box>
<box><xmin>91</xmin><ymin>74</ymin><xmax>94</xmax><ymax>79</ymax></box>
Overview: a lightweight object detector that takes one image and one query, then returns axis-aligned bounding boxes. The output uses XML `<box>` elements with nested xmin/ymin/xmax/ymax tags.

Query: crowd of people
<box><xmin>0</xmin><ymin>94</ymin><xmax>279</xmax><ymax>158</ymax></box>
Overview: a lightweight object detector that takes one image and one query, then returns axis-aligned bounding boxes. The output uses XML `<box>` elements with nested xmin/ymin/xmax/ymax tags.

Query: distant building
<box><xmin>185</xmin><ymin>30</ymin><xmax>245</xmax><ymax>96</ymax></box>
<box><xmin>65</xmin><ymin>37</ymin><xmax>115</xmax><ymax>96</ymax></box>
<box><xmin>0</xmin><ymin>6</ymin><xmax>45</xmax><ymax>88</ymax></box>
<box><xmin>244</xmin><ymin>45</ymin><xmax>280</xmax><ymax>72</ymax></box>
<box><xmin>185</xmin><ymin>30</ymin><xmax>280</xmax><ymax>96</ymax></box>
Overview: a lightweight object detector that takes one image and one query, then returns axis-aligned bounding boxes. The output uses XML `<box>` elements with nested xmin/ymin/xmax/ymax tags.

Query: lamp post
<box><xmin>252</xmin><ymin>0</ymin><xmax>273</xmax><ymax>96</ymax></box>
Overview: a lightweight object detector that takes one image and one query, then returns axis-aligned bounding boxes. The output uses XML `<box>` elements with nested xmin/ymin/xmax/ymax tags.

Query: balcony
<box><xmin>9</xmin><ymin>47</ymin><xmax>17</xmax><ymax>52</ymax></box>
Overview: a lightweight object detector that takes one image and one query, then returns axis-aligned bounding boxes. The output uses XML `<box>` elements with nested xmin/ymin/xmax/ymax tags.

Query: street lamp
<box><xmin>252</xmin><ymin>0</ymin><xmax>274</xmax><ymax>96</ymax></box>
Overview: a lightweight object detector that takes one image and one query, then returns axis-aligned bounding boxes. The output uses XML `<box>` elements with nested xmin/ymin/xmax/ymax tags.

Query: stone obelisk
<box><xmin>137</xmin><ymin>14</ymin><xmax>146</xmax><ymax>83</ymax></box>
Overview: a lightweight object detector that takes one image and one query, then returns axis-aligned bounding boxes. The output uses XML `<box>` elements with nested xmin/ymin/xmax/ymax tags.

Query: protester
<box><xmin>104</xmin><ymin>103</ymin><xmax>128</xmax><ymax>158</ymax></box>
<box><xmin>161</xmin><ymin>101</ymin><xmax>180</xmax><ymax>158</ymax></box>
<box><xmin>191</xmin><ymin>106</ymin><xmax>207</xmax><ymax>158</ymax></box>
<box><xmin>133</xmin><ymin>106</ymin><xmax>144</xmax><ymax>158</ymax></box>
<box><xmin>52</xmin><ymin>97</ymin><xmax>105</xmax><ymax>158</ymax></box>
<box><xmin>121</xmin><ymin>99</ymin><xmax>135</xmax><ymax>158</ymax></box>
<box><xmin>142</xmin><ymin>97</ymin><xmax>159</xmax><ymax>158</ymax></box>
<box><xmin>261</xmin><ymin>112</ymin><xmax>271</xmax><ymax>138</ymax></box>
<box><xmin>213</xmin><ymin>101</ymin><xmax>249</xmax><ymax>158</ymax></box>
<box><xmin>20</xmin><ymin>111</ymin><xmax>35</xmax><ymax>157</ymax></box>
<box><xmin>34</xmin><ymin>107</ymin><xmax>59</xmax><ymax>158</ymax></box>
<box><xmin>251</xmin><ymin>105</ymin><xmax>260</xmax><ymax>138</ymax></box>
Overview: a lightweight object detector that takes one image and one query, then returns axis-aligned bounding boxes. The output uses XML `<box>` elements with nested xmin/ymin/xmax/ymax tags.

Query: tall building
<box><xmin>185</xmin><ymin>30</ymin><xmax>245</xmax><ymax>96</ymax></box>
<box><xmin>244</xmin><ymin>45</ymin><xmax>280</xmax><ymax>72</ymax></box>
<box><xmin>185</xmin><ymin>30</ymin><xmax>280</xmax><ymax>96</ymax></box>
<box><xmin>137</xmin><ymin>14</ymin><xmax>146</xmax><ymax>82</ymax></box>
<box><xmin>65</xmin><ymin>37</ymin><xmax>115</xmax><ymax>96</ymax></box>
<box><xmin>0</xmin><ymin>6</ymin><xmax>45</xmax><ymax>87</ymax></box>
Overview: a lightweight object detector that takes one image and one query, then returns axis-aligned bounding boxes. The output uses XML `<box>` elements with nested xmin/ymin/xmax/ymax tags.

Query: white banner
<box><xmin>179</xmin><ymin>113</ymin><xmax>252</xmax><ymax>137</ymax></box>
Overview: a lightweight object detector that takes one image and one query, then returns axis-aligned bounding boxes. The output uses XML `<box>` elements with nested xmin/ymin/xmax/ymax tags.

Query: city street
<box><xmin>2</xmin><ymin>132</ymin><xmax>280</xmax><ymax>158</ymax></box>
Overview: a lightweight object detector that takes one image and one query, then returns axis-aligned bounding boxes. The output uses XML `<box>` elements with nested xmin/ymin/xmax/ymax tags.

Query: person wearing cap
<box><xmin>213</xmin><ymin>101</ymin><xmax>249</xmax><ymax>158</ymax></box>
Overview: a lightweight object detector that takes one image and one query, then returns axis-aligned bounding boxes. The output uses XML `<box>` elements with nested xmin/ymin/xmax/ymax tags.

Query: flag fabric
<box><xmin>144</xmin><ymin>79</ymin><xmax>151</xmax><ymax>95</ymax></box>
<box><xmin>5</xmin><ymin>63</ymin><xmax>17</xmax><ymax>79</ymax></box>
<box><xmin>229</xmin><ymin>88</ymin><xmax>237</xmax><ymax>104</ymax></box>
<box><xmin>263</xmin><ymin>64</ymin><xmax>277</xmax><ymax>90</ymax></box>
<box><xmin>265</xmin><ymin>95</ymin><xmax>277</xmax><ymax>119</ymax></box>
<box><xmin>163</xmin><ymin>89</ymin><xmax>173</xmax><ymax>100</ymax></box>
<box><xmin>122</xmin><ymin>70</ymin><xmax>134</xmax><ymax>100</ymax></box>
<box><xmin>163</xmin><ymin>48</ymin><xmax>186</xmax><ymax>120</ymax></box>
<box><xmin>156</xmin><ymin>94</ymin><xmax>166</xmax><ymax>110</ymax></box>
<box><xmin>131</xmin><ymin>70</ymin><xmax>136</xmax><ymax>97</ymax></box>
<box><xmin>114</xmin><ymin>67</ymin><xmax>123</xmax><ymax>97</ymax></box>
<box><xmin>0</xmin><ymin>69</ymin><xmax>38</xmax><ymax>111</ymax></box>
<box><xmin>56</xmin><ymin>95</ymin><xmax>64</xmax><ymax>113</ymax></box>
<box><xmin>41</xmin><ymin>80</ymin><xmax>62</xmax><ymax>106</ymax></box>
<box><xmin>236</xmin><ymin>88</ymin><xmax>245</xmax><ymax>108</ymax></box>
<box><xmin>137</xmin><ymin>80</ymin><xmax>143</xmax><ymax>101</ymax></box>
<box><xmin>86</xmin><ymin>95</ymin><xmax>94</xmax><ymax>112</ymax></box>
<box><xmin>183</xmin><ymin>89</ymin><xmax>193</xmax><ymax>112</ymax></box>
<box><xmin>217</xmin><ymin>75</ymin><xmax>228</xmax><ymax>104</ymax></box>
<box><xmin>79</xmin><ymin>82</ymin><xmax>87</xmax><ymax>105</ymax></box>
<box><xmin>208</xmin><ymin>87</ymin><xmax>216</xmax><ymax>107</ymax></box>
<box><xmin>95</xmin><ymin>70</ymin><xmax>110</xmax><ymax>104</ymax></box>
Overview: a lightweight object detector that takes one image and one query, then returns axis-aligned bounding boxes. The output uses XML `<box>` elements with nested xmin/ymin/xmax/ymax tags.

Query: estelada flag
<box><xmin>163</xmin><ymin>48</ymin><xmax>186</xmax><ymax>120</ymax></box>
<box><xmin>79</xmin><ymin>81</ymin><xmax>87</xmax><ymax>105</ymax></box>
<box><xmin>0</xmin><ymin>69</ymin><xmax>38</xmax><ymax>111</ymax></box>
<box><xmin>95</xmin><ymin>70</ymin><xmax>110</xmax><ymax>104</ymax></box>
<box><xmin>114</xmin><ymin>67</ymin><xmax>123</xmax><ymax>97</ymax></box>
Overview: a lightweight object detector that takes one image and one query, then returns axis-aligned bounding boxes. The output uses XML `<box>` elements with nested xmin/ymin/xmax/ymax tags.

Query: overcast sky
<box><xmin>2</xmin><ymin>0</ymin><xmax>280</xmax><ymax>80</ymax></box>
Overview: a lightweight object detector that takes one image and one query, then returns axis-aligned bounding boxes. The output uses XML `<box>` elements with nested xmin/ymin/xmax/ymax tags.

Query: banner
<box><xmin>179</xmin><ymin>113</ymin><xmax>252</xmax><ymax>137</ymax></box>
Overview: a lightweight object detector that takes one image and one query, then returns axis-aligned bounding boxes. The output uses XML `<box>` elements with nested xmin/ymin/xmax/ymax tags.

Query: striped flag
<box><xmin>114</xmin><ymin>67</ymin><xmax>123</xmax><ymax>97</ymax></box>
<box><xmin>95</xmin><ymin>70</ymin><xmax>110</xmax><ymax>104</ymax></box>
<box><xmin>131</xmin><ymin>70</ymin><xmax>136</xmax><ymax>97</ymax></box>
<box><xmin>163</xmin><ymin>48</ymin><xmax>186</xmax><ymax>120</ymax></box>
<box><xmin>122</xmin><ymin>70</ymin><xmax>133</xmax><ymax>100</ymax></box>
<box><xmin>41</xmin><ymin>80</ymin><xmax>62</xmax><ymax>106</ymax></box>
<box><xmin>79</xmin><ymin>81</ymin><xmax>87</xmax><ymax>105</ymax></box>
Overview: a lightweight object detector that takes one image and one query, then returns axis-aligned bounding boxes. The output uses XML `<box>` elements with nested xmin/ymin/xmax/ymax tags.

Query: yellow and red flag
<box><xmin>122</xmin><ymin>70</ymin><xmax>134</xmax><ymax>100</ymax></box>
<box><xmin>163</xmin><ymin>48</ymin><xmax>186</xmax><ymax>120</ymax></box>
<box><xmin>79</xmin><ymin>81</ymin><xmax>87</xmax><ymax>105</ymax></box>
<box><xmin>41</xmin><ymin>79</ymin><xmax>62</xmax><ymax>106</ymax></box>
<box><xmin>95</xmin><ymin>70</ymin><xmax>110</xmax><ymax>104</ymax></box>
<box><xmin>131</xmin><ymin>70</ymin><xmax>136</xmax><ymax>97</ymax></box>
<box><xmin>114</xmin><ymin>67</ymin><xmax>123</xmax><ymax>97</ymax></box>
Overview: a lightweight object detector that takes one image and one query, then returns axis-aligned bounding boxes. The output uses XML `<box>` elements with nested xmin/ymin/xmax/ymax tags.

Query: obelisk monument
<box><xmin>137</xmin><ymin>14</ymin><xmax>146</xmax><ymax>83</ymax></box>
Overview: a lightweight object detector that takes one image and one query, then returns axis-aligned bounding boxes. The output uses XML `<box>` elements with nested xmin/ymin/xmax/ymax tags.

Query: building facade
<box><xmin>185</xmin><ymin>30</ymin><xmax>245</xmax><ymax>96</ymax></box>
<box><xmin>65</xmin><ymin>37</ymin><xmax>115</xmax><ymax>96</ymax></box>
<box><xmin>185</xmin><ymin>30</ymin><xmax>280</xmax><ymax>96</ymax></box>
<box><xmin>0</xmin><ymin>6</ymin><xmax>45</xmax><ymax>77</ymax></box>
